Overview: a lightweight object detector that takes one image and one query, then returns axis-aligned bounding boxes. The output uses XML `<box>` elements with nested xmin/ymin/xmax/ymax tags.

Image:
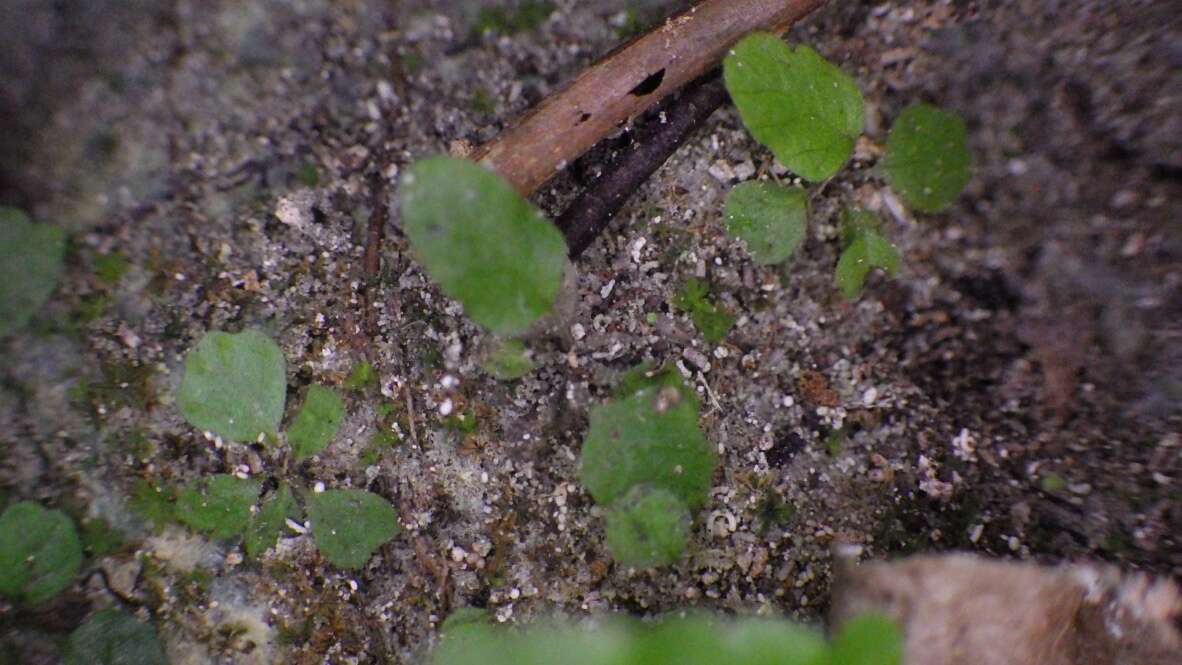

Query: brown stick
<box><xmin>472</xmin><ymin>0</ymin><xmax>828</xmax><ymax>195</ymax></box>
<box><xmin>558</xmin><ymin>72</ymin><xmax>729</xmax><ymax>257</ymax></box>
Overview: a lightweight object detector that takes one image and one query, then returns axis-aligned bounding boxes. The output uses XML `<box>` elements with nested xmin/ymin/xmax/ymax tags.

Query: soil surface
<box><xmin>1</xmin><ymin>1</ymin><xmax>1179</xmax><ymax>663</ymax></box>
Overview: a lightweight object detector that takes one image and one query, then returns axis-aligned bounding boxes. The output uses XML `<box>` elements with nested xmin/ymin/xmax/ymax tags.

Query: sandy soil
<box><xmin>1</xmin><ymin>1</ymin><xmax>1179</xmax><ymax>663</ymax></box>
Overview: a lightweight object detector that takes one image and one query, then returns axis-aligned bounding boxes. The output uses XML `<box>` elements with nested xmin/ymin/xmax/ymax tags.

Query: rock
<box><xmin>830</xmin><ymin>551</ymin><xmax>1182</xmax><ymax>665</ymax></box>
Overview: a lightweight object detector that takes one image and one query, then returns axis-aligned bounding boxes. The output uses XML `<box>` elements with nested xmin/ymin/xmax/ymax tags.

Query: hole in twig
<box><xmin>629</xmin><ymin>68</ymin><xmax>666</xmax><ymax>96</ymax></box>
<box><xmin>577</xmin><ymin>112</ymin><xmax>592</xmax><ymax>125</ymax></box>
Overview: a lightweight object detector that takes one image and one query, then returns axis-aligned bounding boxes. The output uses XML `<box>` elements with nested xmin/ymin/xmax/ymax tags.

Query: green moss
<box><xmin>73</xmin><ymin>293</ymin><xmax>112</xmax><ymax>325</ymax></box>
<box><xmin>672</xmin><ymin>278</ymin><xmax>734</xmax><ymax>343</ymax></box>
<box><xmin>93</xmin><ymin>252</ymin><xmax>131</xmax><ymax>286</ymax></box>
<box><xmin>129</xmin><ymin>479</ymin><xmax>177</xmax><ymax>532</ymax></box>
<box><xmin>1039</xmin><ymin>473</ymin><xmax>1066</xmax><ymax>493</ymax></box>
<box><xmin>402</xmin><ymin>50</ymin><xmax>426</xmax><ymax>73</ymax></box>
<box><xmin>472</xmin><ymin>1</ymin><xmax>555</xmax><ymax>37</ymax></box>
<box><xmin>825</xmin><ymin>428</ymin><xmax>845</xmax><ymax>456</ymax></box>
<box><xmin>346</xmin><ymin>361</ymin><xmax>379</xmax><ymax>391</ymax></box>
<box><xmin>444</xmin><ymin>412</ymin><xmax>478</xmax><ymax>435</ymax></box>
<box><xmin>753</xmin><ymin>492</ymin><xmax>797</xmax><ymax>534</ymax></box>
<box><xmin>470</xmin><ymin>88</ymin><xmax>497</xmax><ymax>114</ymax></box>
<box><xmin>79</xmin><ymin>517</ymin><xmax>124</xmax><ymax>556</ymax></box>
<box><xmin>296</xmin><ymin>161</ymin><xmax>320</xmax><ymax>188</ymax></box>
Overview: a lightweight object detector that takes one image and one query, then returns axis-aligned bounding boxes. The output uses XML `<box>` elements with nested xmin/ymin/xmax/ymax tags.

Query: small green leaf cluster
<box><xmin>176</xmin><ymin>329</ymin><xmax>343</xmax><ymax>458</ymax></box>
<box><xmin>0</xmin><ymin>502</ymin><xmax>83</xmax><ymax>606</ymax></box>
<box><xmin>472</xmin><ymin>1</ymin><xmax>555</xmax><ymax>37</ymax></box>
<box><xmin>835</xmin><ymin>211</ymin><xmax>901</xmax><ymax>299</ymax></box>
<box><xmin>722</xmin><ymin>33</ymin><xmax>971</xmax><ymax>298</ymax></box>
<box><xmin>432</xmin><ymin>611</ymin><xmax>902</xmax><ymax>665</ymax></box>
<box><xmin>578</xmin><ymin>367</ymin><xmax>715</xmax><ymax>567</ymax></box>
<box><xmin>672</xmin><ymin>278</ymin><xmax>735</xmax><ymax>343</ymax></box>
<box><xmin>0</xmin><ymin>207</ymin><xmax>66</xmax><ymax>338</ymax></box>
<box><xmin>170</xmin><ymin>330</ymin><xmax>399</xmax><ymax>568</ymax></box>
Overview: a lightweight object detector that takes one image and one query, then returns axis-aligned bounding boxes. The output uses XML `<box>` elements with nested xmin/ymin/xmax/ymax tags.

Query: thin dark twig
<box><xmin>362</xmin><ymin>170</ymin><xmax>389</xmax><ymax>338</ymax></box>
<box><xmin>557</xmin><ymin>72</ymin><xmax>729</xmax><ymax>258</ymax></box>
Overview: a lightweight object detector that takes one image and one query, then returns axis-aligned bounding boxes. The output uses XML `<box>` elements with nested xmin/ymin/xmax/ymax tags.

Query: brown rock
<box><xmin>830</xmin><ymin>552</ymin><xmax>1181</xmax><ymax>665</ymax></box>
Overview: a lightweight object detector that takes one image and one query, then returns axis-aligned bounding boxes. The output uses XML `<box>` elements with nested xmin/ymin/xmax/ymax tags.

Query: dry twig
<box><xmin>474</xmin><ymin>0</ymin><xmax>828</xmax><ymax>195</ymax></box>
<box><xmin>557</xmin><ymin>72</ymin><xmax>728</xmax><ymax>257</ymax></box>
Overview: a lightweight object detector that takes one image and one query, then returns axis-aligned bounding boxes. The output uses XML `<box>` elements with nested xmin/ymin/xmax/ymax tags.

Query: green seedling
<box><xmin>176</xmin><ymin>474</ymin><xmax>261</xmax><ymax>540</ymax></box>
<box><xmin>440</xmin><ymin>607</ymin><xmax>492</xmax><ymax>637</ymax></box>
<box><xmin>724</xmin><ymin>34</ymin><xmax>864</xmax><ymax>182</ymax></box>
<box><xmin>93</xmin><ymin>251</ymin><xmax>131</xmax><ymax>286</ymax></box>
<box><xmin>346</xmin><ymin>360</ymin><xmax>379</xmax><ymax>390</ymax></box>
<box><xmin>630</xmin><ymin>614</ymin><xmax>729</xmax><ymax>664</ymax></box>
<box><xmin>129</xmin><ymin>479</ymin><xmax>177</xmax><ymax>532</ymax></box>
<box><xmin>470</xmin><ymin>87</ymin><xmax>498</xmax><ymax>114</ymax></box>
<box><xmin>176</xmin><ymin>329</ymin><xmax>287</xmax><ymax>443</ymax></box>
<box><xmin>400</xmin><ymin>156</ymin><xmax>567</xmax><ymax>335</ymax></box>
<box><xmin>723</xmin><ymin>618</ymin><xmax>830</xmax><ymax>665</ymax></box>
<box><xmin>171</xmin><ymin>330</ymin><xmax>400</xmax><ymax>567</ymax></box>
<box><xmin>482</xmin><ymin>338</ymin><xmax>535</xmax><ymax>380</ymax></box>
<box><xmin>288</xmin><ymin>384</ymin><xmax>345</xmax><ymax>460</ymax></box>
<box><xmin>724</xmin><ymin>180</ymin><xmax>808</xmax><ymax>265</ymax></box>
<box><xmin>64</xmin><ymin>609</ymin><xmax>167</xmax><ymax>665</ymax></box>
<box><xmin>0</xmin><ymin>501</ymin><xmax>83</xmax><ymax>606</ymax></box>
<box><xmin>825</xmin><ymin>428</ymin><xmax>846</xmax><ymax>456</ymax></box>
<box><xmin>444</xmin><ymin>411</ymin><xmax>479</xmax><ymax>434</ymax></box>
<box><xmin>472</xmin><ymin>1</ymin><xmax>555</xmax><ymax>37</ymax></box>
<box><xmin>579</xmin><ymin>367</ymin><xmax>714</xmax><ymax>567</ymax></box>
<box><xmin>245</xmin><ymin>483</ymin><xmax>297</xmax><ymax>559</ymax></box>
<box><xmin>603</xmin><ymin>485</ymin><xmax>691</xmax><ymax>568</ymax></box>
<box><xmin>0</xmin><ymin>207</ymin><xmax>66</xmax><ymax>338</ymax></box>
<box><xmin>830</xmin><ymin>614</ymin><xmax>904</xmax><ymax>665</ymax></box>
<box><xmin>612</xmin><ymin>362</ymin><xmax>681</xmax><ymax>399</ymax></box>
<box><xmin>432</xmin><ymin>612</ymin><xmax>901</xmax><ymax>665</ymax></box>
<box><xmin>884</xmin><ymin>103</ymin><xmax>971</xmax><ymax>212</ymax></box>
<box><xmin>673</xmin><ymin>277</ymin><xmax>735</xmax><ymax>343</ymax></box>
<box><xmin>835</xmin><ymin>211</ymin><xmax>900</xmax><ymax>299</ymax></box>
<box><xmin>1039</xmin><ymin>473</ymin><xmax>1067</xmax><ymax>493</ymax></box>
<box><xmin>296</xmin><ymin>160</ymin><xmax>320</xmax><ymax>188</ymax></box>
<box><xmin>79</xmin><ymin>517</ymin><xmax>124</xmax><ymax>556</ymax></box>
<box><xmin>307</xmin><ymin>489</ymin><xmax>400</xmax><ymax>570</ymax></box>
<box><xmin>580</xmin><ymin>369</ymin><xmax>714</xmax><ymax>511</ymax></box>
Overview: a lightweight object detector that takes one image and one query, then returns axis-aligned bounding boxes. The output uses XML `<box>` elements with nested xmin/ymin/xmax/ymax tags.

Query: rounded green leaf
<box><xmin>245</xmin><ymin>483</ymin><xmax>297</xmax><ymax>558</ymax></box>
<box><xmin>579</xmin><ymin>372</ymin><xmax>715</xmax><ymax>511</ymax></box>
<box><xmin>724</xmin><ymin>181</ymin><xmax>808</xmax><ymax>264</ymax></box>
<box><xmin>724</xmin><ymin>34</ymin><xmax>864</xmax><ymax>182</ymax></box>
<box><xmin>0</xmin><ymin>207</ymin><xmax>66</xmax><ymax>338</ymax></box>
<box><xmin>884</xmin><ymin>103</ymin><xmax>971</xmax><ymax>212</ymax></box>
<box><xmin>830</xmin><ymin>614</ymin><xmax>904</xmax><ymax>665</ymax></box>
<box><xmin>176</xmin><ymin>329</ymin><xmax>287</xmax><ymax>442</ymax></box>
<box><xmin>725</xmin><ymin>619</ymin><xmax>829</xmax><ymax>665</ymax></box>
<box><xmin>64</xmin><ymin>609</ymin><xmax>167</xmax><ymax>665</ymax></box>
<box><xmin>400</xmin><ymin>156</ymin><xmax>568</xmax><ymax>335</ymax></box>
<box><xmin>0</xmin><ymin>502</ymin><xmax>82</xmax><ymax>605</ymax></box>
<box><xmin>835</xmin><ymin>212</ymin><xmax>900</xmax><ymax>299</ymax></box>
<box><xmin>631</xmin><ymin>614</ymin><xmax>727</xmax><ymax>665</ymax></box>
<box><xmin>308</xmin><ymin>489</ymin><xmax>400</xmax><ymax>569</ymax></box>
<box><xmin>176</xmin><ymin>474</ymin><xmax>261</xmax><ymax>539</ymax></box>
<box><xmin>288</xmin><ymin>384</ymin><xmax>344</xmax><ymax>459</ymax></box>
<box><xmin>604</xmin><ymin>485</ymin><xmax>690</xmax><ymax>568</ymax></box>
